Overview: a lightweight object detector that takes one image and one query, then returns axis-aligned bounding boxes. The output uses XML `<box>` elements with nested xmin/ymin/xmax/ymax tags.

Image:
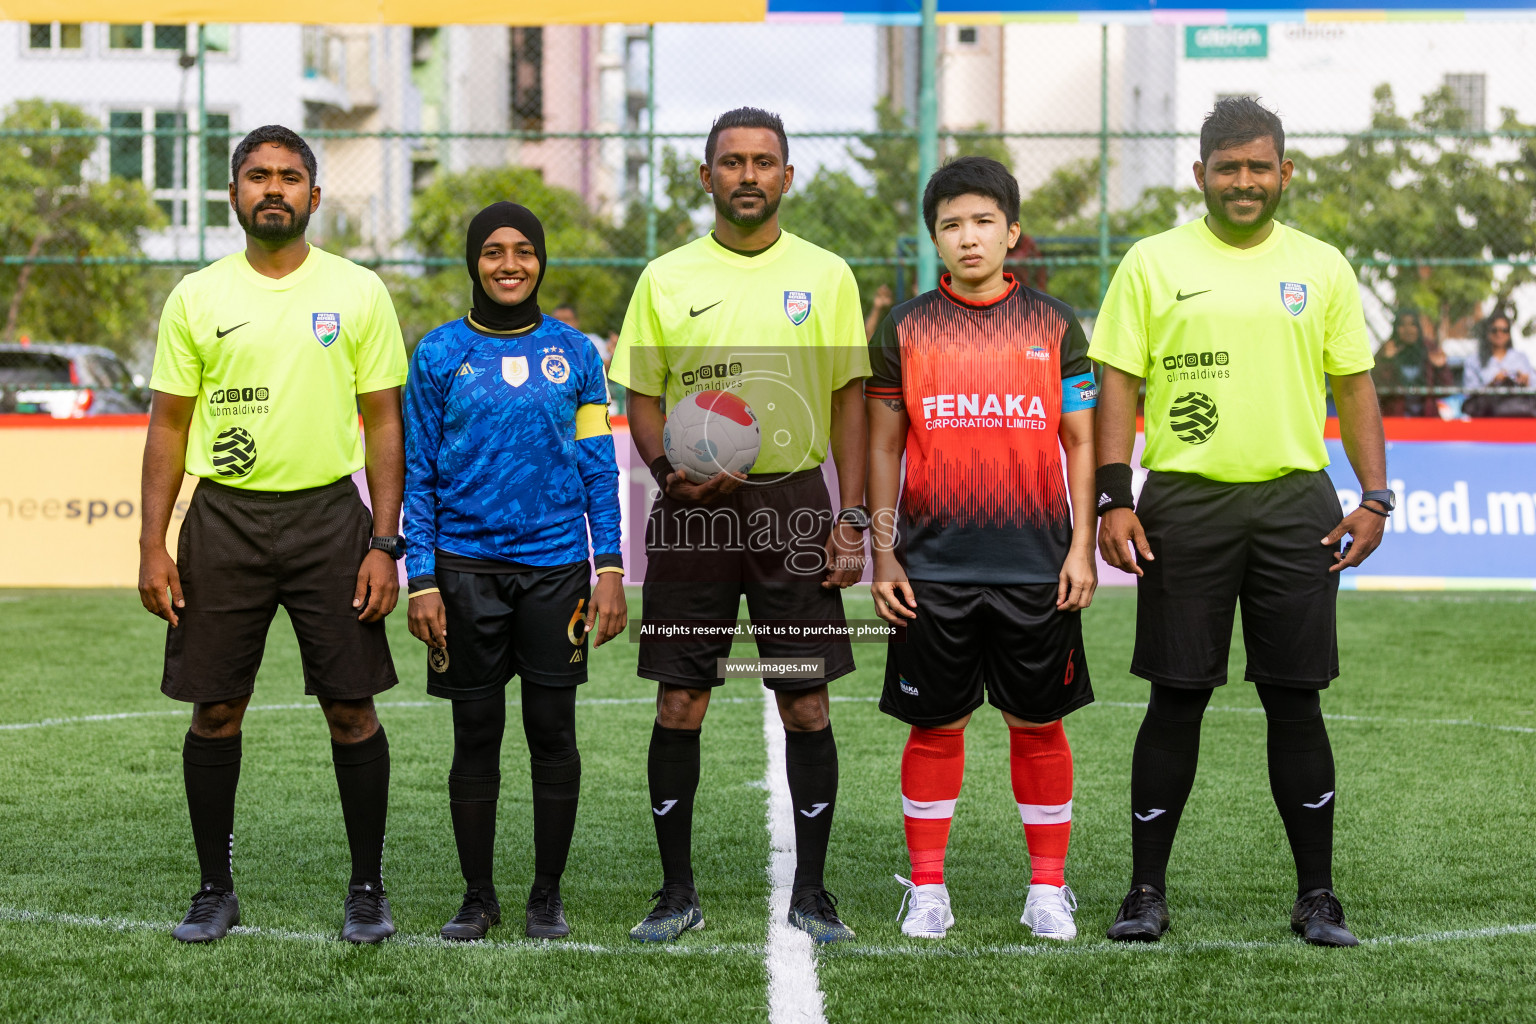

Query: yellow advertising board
<box><xmin>0</xmin><ymin>418</ymin><xmax>197</xmax><ymax>588</ymax></box>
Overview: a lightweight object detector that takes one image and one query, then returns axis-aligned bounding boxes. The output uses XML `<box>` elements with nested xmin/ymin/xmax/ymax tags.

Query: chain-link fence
<box><xmin>5</xmin><ymin>17</ymin><xmax>1536</xmax><ymax>410</ymax></box>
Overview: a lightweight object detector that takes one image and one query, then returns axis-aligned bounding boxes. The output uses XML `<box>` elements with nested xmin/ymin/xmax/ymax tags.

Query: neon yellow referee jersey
<box><xmin>609</xmin><ymin>231</ymin><xmax>869</xmax><ymax>474</ymax></box>
<box><xmin>1089</xmin><ymin>218</ymin><xmax>1372</xmax><ymax>483</ymax></box>
<box><xmin>150</xmin><ymin>246</ymin><xmax>407</xmax><ymax>491</ymax></box>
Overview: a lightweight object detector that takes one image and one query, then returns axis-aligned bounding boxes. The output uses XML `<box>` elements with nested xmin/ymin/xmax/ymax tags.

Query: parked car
<box><xmin>0</xmin><ymin>342</ymin><xmax>150</xmax><ymax>417</ymax></box>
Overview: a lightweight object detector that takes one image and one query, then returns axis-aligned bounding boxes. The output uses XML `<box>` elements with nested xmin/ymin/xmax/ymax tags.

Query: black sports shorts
<box><xmin>639</xmin><ymin>468</ymin><xmax>855</xmax><ymax>692</ymax></box>
<box><xmin>1131</xmin><ymin>468</ymin><xmax>1342</xmax><ymax>690</ymax></box>
<box><xmin>161</xmin><ymin>477</ymin><xmax>398</xmax><ymax>704</ymax></box>
<box><xmin>879</xmin><ymin>579</ymin><xmax>1092</xmax><ymax>727</ymax></box>
<box><xmin>427</xmin><ymin>562</ymin><xmax>591</xmax><ymax>700</ymax></box>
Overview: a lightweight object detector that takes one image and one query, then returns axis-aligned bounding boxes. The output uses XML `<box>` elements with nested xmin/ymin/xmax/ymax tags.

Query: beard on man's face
<box><xmin>713</xmin><ymin>186</ymin><xmax>781</xmax><ymax>229</ymax></box>
<box><xmin>237</xmin><ymin>196</ymin><xmax>311</xmax><ymax>242</ymax></box>
<box><xmin>1203</xmin><ymin>180</ymin><xmax>1282</xmax><ymax>233</ymax></box>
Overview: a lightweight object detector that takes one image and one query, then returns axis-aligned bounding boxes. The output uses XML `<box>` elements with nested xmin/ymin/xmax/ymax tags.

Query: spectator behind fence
<box><xmin>1371</xmin><ymin>310</ymin><xmax>1428</xmax><ymax>416</ymax></box>
<box><xmin>1463</xmin><ymin>310</ymin><xmax>1536</xmax><ymax>417</ymax></box>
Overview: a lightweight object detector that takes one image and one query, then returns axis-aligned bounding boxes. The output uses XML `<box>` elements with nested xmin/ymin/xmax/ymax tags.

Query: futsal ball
<box><xmin>212</xmin><ymin>426</ymin><xmax>257</xmax><ymax>476</ymax></box>
<box><xmin>1169</xmin><ymin>392</ymin><xmax>1219</xmax><ymax>445</ymax></box>
<box><xmin>663</xmin><ymin>390</ymin><xmax>761</xmax><ymax>483</ymax></box>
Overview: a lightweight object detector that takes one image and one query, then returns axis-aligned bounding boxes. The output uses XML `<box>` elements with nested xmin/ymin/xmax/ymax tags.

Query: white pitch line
<box><xmin>828</xmin><ymin>921</ymin><xmax>1536</xmax><ymax>958</ymax></box>
<box><xmin>761</xmin><ymin>689</ymin><xmax>829</xmax><ymax>1024</ymax></box>
<box><xmin>0</xmin><ymin>905</ymin><xmax>761</xmax><ymax>955</ymax></box>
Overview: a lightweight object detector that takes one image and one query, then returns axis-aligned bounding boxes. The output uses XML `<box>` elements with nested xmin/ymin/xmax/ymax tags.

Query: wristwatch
<box><xmin>1360</xmin><ymin>489</ymin><xmax>1396</xmax><ymax>514</ymax></box>
<box><xmin>369</xmin><ymin>535</ymin><xmax>407</xmax><ymax>560</ymax></box>
<box><xmin>836</xmin><ymin>506</ymin><xmax>871</xmax><ymax>532</ymax></box>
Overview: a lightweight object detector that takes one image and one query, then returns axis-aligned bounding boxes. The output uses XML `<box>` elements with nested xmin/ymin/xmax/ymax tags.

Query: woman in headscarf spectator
<box><xmin>1371</xmin><ymin>310</ymin><xmax>1428</xmax><ymax>416</ymax></box>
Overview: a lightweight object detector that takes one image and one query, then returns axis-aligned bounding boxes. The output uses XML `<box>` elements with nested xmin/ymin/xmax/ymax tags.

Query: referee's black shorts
<box><xmin>1131</xmin><ymin>468</ymin><xmax>1342</xmax><ymax>691</ymax></box>
<box><xmin>639</xmin><ymin>468</ymin><xmax>855</xmax><ymax>692</ymax></box>
<box><xmin>160</xmin><ymin>477</ymin><xmax>398</xmax><ymax>704</ymax></box>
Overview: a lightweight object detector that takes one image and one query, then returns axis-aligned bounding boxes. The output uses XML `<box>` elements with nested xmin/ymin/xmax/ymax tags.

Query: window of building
<box><xmin>108</xmin><ymin>23</ymin><xmax>208</xmax><ymax>53</ymax></box>
<box><xmin>28</xmin><ymin>23</ymin><xmax>83</xmax><ymax>50</ymax></box>
<box><xmin>509</xmin><ymin>27</ymin><xmax>544</xmax><ymax>131</ymax></box>
<box><xmin>108</xmin><ymin>109</ymin><xmax>231</xmax><ymax>228</ymax></box>
<box><xmin>1444</xmin><ymin>73</ymin><xmax>1486</xmax><ymax>132</ymax></box>
<box><xmin>956</xmin><ymin>26</ymin><xmax>978</xmax><ymax>45</ymax></box>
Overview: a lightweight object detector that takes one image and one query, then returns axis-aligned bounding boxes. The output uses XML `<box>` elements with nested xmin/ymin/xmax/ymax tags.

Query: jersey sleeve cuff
<box><xmin>148</xmin><ymin>378</ymin><xmax>200</xmax><ymax>398</ymax></box>
<box><xmin>594</xmin><ymin>553</ymin><xmax>624</xmax><ymax>572</ymax></box>
<box><xmin>407</xmin><ymin>575</ymin><xmax>438</xmax><ymax>596</ymax></box>
<box><xmin>864</xmin><ymin>383</ymin><xmax>903</xmax><ymax>400</ymax></box>
<box><xmin>1085</xmin><ymin>345</ymin><xmax>1145</xmax><ymax>380</ymax></box>
<box><xmin>357</xmin><ymin>374</ymin><xmax>409</xmax><ymax>394</ymax></box>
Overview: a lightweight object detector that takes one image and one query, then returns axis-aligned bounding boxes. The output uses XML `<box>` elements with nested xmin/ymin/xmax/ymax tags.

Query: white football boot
<box><xmin>1020</xmin><ymin>883</ymin><xmax>1078</xmax><ymax>940</ymax></box>
<box><xmin>895</xmin><ymin>874</ymin><xmax>955</xmax><ymax>939</ymax></box>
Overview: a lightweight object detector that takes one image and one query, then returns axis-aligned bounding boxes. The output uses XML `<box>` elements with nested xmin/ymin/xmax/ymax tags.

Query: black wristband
<box><xmin>649</xmin><ymin>456</ymin><xmax>673</xmax><ymax>491</ymax></box>
<box><xmin>1095</xmin><ymin>463</ymin><xmax>1135</xmax><ymax>516</ymax></box>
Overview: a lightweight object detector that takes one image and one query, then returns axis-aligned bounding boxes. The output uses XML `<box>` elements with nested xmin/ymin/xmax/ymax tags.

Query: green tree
<box><xmin>1287</xmin><ymin>84</ymin><xmax>1536</xmax><ymax>333</ymax></box>
<box><xmin>390</xmin><ymin>165</ymin><xmax>623</xmax><ymax>345</ymax></box>
<box><xmin>0</xmin><ymin>100</ymin><xmax>166</xmax><ymax>357</ymax></box>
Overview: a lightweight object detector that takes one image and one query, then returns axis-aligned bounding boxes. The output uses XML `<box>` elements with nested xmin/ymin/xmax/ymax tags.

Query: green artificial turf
<box><xmin>0</xmin><ymin>588</ymin><xmax>1532</xmax><ymax>1023</ymax></box>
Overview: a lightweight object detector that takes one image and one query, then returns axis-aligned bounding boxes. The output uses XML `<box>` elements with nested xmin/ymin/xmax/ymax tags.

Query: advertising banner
<box><xmin>5</xmin><ymin>417</ymin><xmax>1536</xmax><ymax>589</ymax></box>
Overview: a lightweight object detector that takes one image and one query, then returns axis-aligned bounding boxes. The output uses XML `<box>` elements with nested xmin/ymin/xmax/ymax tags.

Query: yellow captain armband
<box><xmin>594</xmin><ymin>566</ymin><xmax>625</xmax><ymax>577</ymax></box>
<box><xmin>574</xmin><ymin>403</ymin><xmax>613</xmax><ymax>440</ymax></box>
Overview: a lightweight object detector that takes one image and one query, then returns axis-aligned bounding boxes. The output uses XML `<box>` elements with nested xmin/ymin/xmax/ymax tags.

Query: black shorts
<box><xmin>1132</xmin><ymin>469</ymin><xmax>1342</xmax><ymax>690</ymax></box>
<box><xmin>428</xmin><ymin>562</ymin><xmax>591</xmax><ymax>699</ymax></box>
<box><xmin>638</xmin><ymin>469</ymin><xmax>855</xmax><ymax>692</ymax></box>
<box><xmin>161</xmin><ymin>477</ymin><xmax>398</xmax><ymax>704</ymax></box>
<box><xmin>879</xmin><ymin>579</ymin><xmax>1092</xmax><ymax>727</ymax></box>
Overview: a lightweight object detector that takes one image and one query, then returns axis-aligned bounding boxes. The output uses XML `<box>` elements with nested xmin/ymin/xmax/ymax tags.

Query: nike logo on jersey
<box><xmin>799</xmin><ymin>803</ymin><xmax>830</xmax><ymax>818</ymax></box>
<box><xmin>1303</xmin><ymin>791</ymin><xmax>1335</xmax><ymax>809</ymax></box>
<box><xmin>1134</xmin><ymin>808</ymin><xmax>1167</xmax><ymax>822</ymax></box>
<box><xmin>1175</xmin><ymin>289</ymin><xmax>1211</xmax><ymax>302</ymax></box>
<box><xmin>689</xmin><ymin>301</ymin><xmax>723</xmax><ymax>318</ymax></box>
<box><xmin>216</xmin><ymin>322</ymin><xmax>250</xmax><ymax>338</ymax></box>
<box><xmin>653</xmin><ymin>799</ymin><xmax>678</xmax><ymax>816</ymax></box>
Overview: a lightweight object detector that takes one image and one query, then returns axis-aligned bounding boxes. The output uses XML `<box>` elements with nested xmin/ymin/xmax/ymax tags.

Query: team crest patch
<box><xmin>312</xmin><ymin>313</ymin><xmax>340</xmax><ymax>347</ymax></box>
<box><xmin>502</xmin><ymin>356</ymin><xmax>529</xmax><ymax>387</ymax></box>
<box><xmin>784</xmin><ymin>291</ymin><xmax>811</xmax><ymax>326</ymax></box>
<box><xmin>541</xmin><ymin>353</ymin><xmax>571</xmax><ymax>384</ymax></box>
<box><xmin>428</xmin><ymin>647</ymin><xmax>449</xmax><ymax>674</ymax></box>
<box><xmin>1281</xmin><ymin>282</ymin><xmax>1308</xmax><ymax>316</ymax></box>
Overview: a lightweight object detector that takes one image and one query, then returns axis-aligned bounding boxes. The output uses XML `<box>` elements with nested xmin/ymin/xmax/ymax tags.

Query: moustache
<box><xmin>1221</xmin><ymin>191</ymin><xmax>1266</xmax><ymax>202</ymax></box>
<box><xmin>731</xmin><ymin>190</ymin><xmax>766</xmax><ymax>200</ymax></box>
<box><xmin>255</xmin><ymin>200</ymin><xmax>294</xmax><ymax>214</ymax></box>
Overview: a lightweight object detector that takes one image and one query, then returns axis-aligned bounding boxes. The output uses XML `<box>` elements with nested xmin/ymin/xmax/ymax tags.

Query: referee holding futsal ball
<box><xmin>139</xmin><ymin>126</ymin><xmax>407</xmax><ymax>945</ymax></box>
<box><xmin>1091</xmin><ymin>99</ymin><xmax>1388</xmax><ymax>947</ymax></box>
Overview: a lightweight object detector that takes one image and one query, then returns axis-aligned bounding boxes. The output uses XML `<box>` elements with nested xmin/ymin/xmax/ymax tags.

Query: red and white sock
<box><xmin>1010</xmin><ymin>720</ymin><xmax>1073</xmax><ymax>887</ymax></box>
<box><xmin>901</xmin><ymin>726</ymin><xmax>965</xmax><ymax>886</ymax></box>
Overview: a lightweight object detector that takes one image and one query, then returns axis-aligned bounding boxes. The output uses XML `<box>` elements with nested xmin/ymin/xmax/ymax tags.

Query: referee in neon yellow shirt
<box><xmin>1090</xmin><ymin>98</ymin><xmax>1388</xmax><ymax>947</ymax></box>
<box><xmin>138</xmin><ymin>126</ymin><xmax>406</xmax><ymax>945</ymax></box>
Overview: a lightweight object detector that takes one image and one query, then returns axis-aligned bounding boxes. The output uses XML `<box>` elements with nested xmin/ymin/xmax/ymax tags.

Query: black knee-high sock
<box><xmin>1257</xmin><ymin>685</ymin><xmax>1335</xmax><ymax>896</ymax></box>
<box><xmin>332</xmin><ymin>726</ymin><xmax>390</xmax><ymax>889</ymax></box>
<box><xmin>450</xmin><ymin>693</ymin><xmax>506</xmax><ymax>894</ymax></box>
<box><xmin>183</xmin><ymin>730</ymin><xmax>241</xmax><ymax>891</ymax></box>
<box><xmin>448</xmin><ymin>773</ymin><xmax>500</xmax><ymax>892</ymax></box>
<box><xmin>1129</xmin><ymin>686</ymin><xmax>1211</xmax><ymax>894</ymax></box>
<box><xmin>522</xmin><ymin>682</ymin><xmax>580</xmax><ymax>892</ymax></box>
<box><xmin>530</xmin><ymin>754</ymin><xmax>581</xmax><ymax>890</ymax></box>
<box><xmin>785</xmin><ymin>725</ymin><xmax>838</xmax><ymax>895</ymax></box>
<box><xmin>648</xmin><ymin>722</ymin><xmax>700</xmax><ymax>888</ymax></box>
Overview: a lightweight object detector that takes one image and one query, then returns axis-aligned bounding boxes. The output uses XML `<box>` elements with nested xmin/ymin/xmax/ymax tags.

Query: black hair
<box><xmin>705</xmin><ymin>107</ymin><xmax>788</xmax><ymax>167</ymax></box>
<box><xmin>922</xmin><ymin>155</ymin><xmax>1021</xmax><ymax>237</ymax></box>
<box><xmin>230</xmin><ymin>125</ymin><xmax>318</xmax><ymax>186</ymax></box>
<box><xmin>1199</xmin><ymin>97</ymin><xmax>1285</xmax><ymax>164</ymax></box>
<box><xmin>1478</xmin><ymin>307</ymin><xmax>1515</xmax><ymax>364</ymax></box>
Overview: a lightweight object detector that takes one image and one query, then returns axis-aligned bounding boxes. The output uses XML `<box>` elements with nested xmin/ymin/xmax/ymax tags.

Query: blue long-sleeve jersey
<box><xmin>404</xmin><ymin>315</ymin><xmax>622</xmax><ymax>581</ymax></box>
